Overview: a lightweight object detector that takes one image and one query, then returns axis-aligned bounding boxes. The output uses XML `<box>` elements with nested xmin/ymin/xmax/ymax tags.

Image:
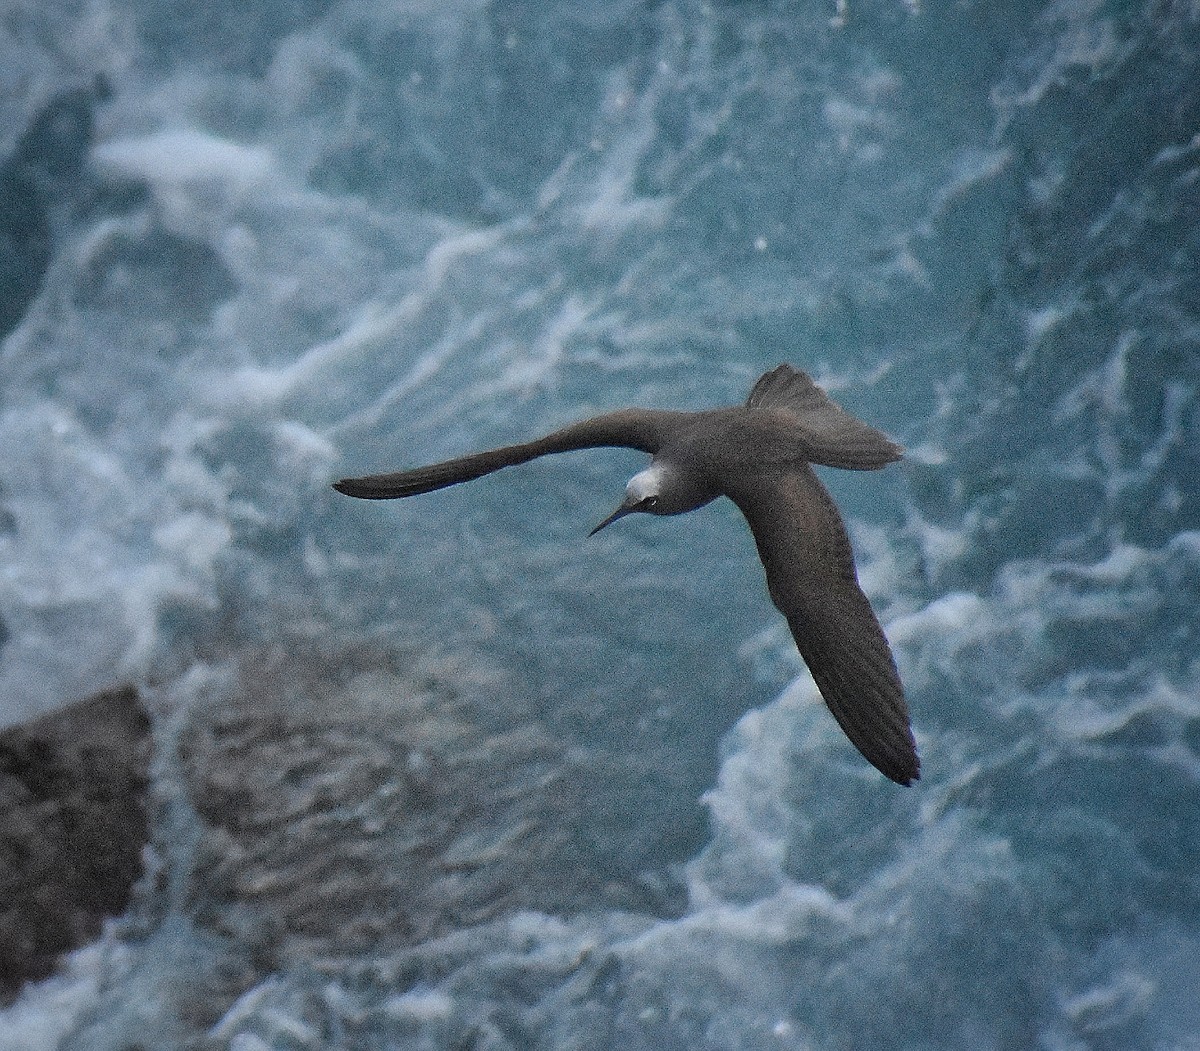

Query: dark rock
<box><xmin>0</xmin><ymin>80</ymin><xmax>106</xmax><ymax>339</ymax></box>
<box><xmin>0</xmin><ymin>168</ymin><xmax>53</xmax><ymax>339</ymax></box>
<box><xmin>0</xmin><ymin>685</ymin><xmax>151</xmax><ymax>1004</ymax></box>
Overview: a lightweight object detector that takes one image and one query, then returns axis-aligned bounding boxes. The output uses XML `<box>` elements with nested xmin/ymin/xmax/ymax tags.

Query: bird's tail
<box><xmin>747</xmin><ymin>364</ymin><xmax>903</xmax><ymax>470</ymax></box>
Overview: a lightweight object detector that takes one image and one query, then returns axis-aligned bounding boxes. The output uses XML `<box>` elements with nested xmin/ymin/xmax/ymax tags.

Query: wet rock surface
<box><xmin>178</xmin><ymin>655</ymin><xmax>693</xmax><ymax>972</ymax></box>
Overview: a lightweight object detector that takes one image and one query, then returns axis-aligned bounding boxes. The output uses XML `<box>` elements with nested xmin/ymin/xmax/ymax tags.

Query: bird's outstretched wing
<box><xmin>334</xmin><ymin>409</ymin><xmax>689</xmax><ymax>499</ymax></box>
<box><xmin>746</xmin><ymin>365</ymin><xmax>903</xmax><ymax>470</ymax></box>
<box><xmin>725</xmin><ymin>464</ymin><xmax>919</xmax><ymax>784</ymax></box>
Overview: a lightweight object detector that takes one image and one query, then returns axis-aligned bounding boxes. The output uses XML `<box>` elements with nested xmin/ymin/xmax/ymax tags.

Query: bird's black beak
<box><xmin>588</xmin><ymin>504</ymin><xmax>632</xmax><ymax>538</ymax></box>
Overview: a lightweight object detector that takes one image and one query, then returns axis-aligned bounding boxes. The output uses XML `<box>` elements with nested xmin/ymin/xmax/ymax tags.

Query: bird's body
<box><xmin>334</xmin><ymin>365</ymin><xmax>919</xmax><ymax>785</ymax></box>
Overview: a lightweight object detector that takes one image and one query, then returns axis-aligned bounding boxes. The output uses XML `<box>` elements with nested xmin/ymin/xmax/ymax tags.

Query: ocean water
<box><xmin>2</xmin><ymin>0</ymin><xmax>1199</xmax><ymax>1047</ymax></box>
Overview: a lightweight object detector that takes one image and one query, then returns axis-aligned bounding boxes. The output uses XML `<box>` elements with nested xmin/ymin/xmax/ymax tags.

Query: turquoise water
<box><xmin>2</xmin><ymin>0</ymin><xmax>1199</xmax><ymax>1047</ymax></box>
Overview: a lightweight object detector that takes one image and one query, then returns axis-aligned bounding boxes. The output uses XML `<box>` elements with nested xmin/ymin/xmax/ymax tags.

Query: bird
<box><xmin>334</xmin><ymin>364</ymin><xmax>919</xmax><ymax>785</ymax></box>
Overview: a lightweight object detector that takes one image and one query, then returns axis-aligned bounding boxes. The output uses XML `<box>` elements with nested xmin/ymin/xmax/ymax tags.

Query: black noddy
<box><xmin>334</xmin><ymin>364</ymin><xmax>919</xmax><ymax>785</ymax></box>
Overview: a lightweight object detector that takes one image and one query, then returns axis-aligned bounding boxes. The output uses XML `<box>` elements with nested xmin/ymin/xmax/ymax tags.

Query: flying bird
<box><xmin>334</xmin><ymin>365</ymin><xmax>918</xmax><ymax>785</ymax></box>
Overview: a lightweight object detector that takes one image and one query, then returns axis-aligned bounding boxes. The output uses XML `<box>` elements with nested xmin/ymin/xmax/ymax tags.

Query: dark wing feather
<box><xmin>334</xmin><ymin>409</ymin><xmax>688</xmax><ymax>500</ymax></box>
<box><xmin>746</xmin><ymin>365</ymin><xmax>904</xmax><ymax>470</ymax></box>
<box><xmin>726</xmin><ymin>465</ymin><xmax>919</xmax><ymax>785</ymax></box>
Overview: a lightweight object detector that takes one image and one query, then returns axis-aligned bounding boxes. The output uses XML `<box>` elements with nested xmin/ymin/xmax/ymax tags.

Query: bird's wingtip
<box><xmin>333</xmin><ymin>477</ymin><xmax>385</xmax><ymax>499</ymax></box>
<box><xmin>888</xmin><ymin>753</ymin><xmax>920</xmax><ymax>786</ymax></box>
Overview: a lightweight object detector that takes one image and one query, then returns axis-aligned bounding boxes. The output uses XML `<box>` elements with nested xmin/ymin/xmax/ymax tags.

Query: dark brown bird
<box><xmin>334</xmin><ymin>365</ymin><xmax>918</xmax><ymax>785</ymax></box>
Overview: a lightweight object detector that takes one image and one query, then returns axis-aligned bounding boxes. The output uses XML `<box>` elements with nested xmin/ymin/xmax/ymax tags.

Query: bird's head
<box><xmin>588</xmin><ymin>465</ymin><xmax>664</xmax><ymax>537</ymax></box>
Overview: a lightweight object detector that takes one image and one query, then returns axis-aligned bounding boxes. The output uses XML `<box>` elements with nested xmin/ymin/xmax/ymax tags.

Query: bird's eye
<box><xmin>641</xmin><ymin>495</ymin><xmax>658</xmax><ymax>509</ymax></box>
